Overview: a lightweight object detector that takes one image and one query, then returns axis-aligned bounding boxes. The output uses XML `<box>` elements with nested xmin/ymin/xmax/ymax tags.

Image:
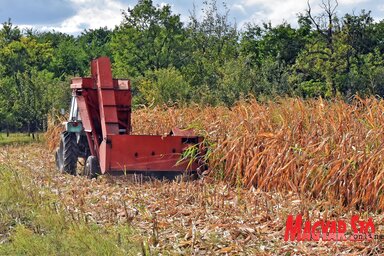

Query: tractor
<box><xmin>55</xmin><ymin>57</ymin><xmax>205</xmax><ymax>178</ymax></box>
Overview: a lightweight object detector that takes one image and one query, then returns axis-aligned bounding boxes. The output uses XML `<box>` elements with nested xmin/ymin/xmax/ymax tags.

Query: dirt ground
<box><xmin>1</xmin><ymin>143</ymin><xmax>383</xmax><ymax>255</ymax></box>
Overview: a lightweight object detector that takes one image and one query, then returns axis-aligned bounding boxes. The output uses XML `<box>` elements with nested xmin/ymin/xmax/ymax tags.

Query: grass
<box><xmin>0</xmin><ymin>164</ymin><xmax>142</xmax><ymax>255</ymax></box>
<box><xmin>0</xmin><ymin>133</ymin><xmax>39</xmax><ymax>146</ymax></box>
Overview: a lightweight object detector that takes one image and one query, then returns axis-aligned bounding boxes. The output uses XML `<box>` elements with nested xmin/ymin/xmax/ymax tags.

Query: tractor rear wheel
<box><xmin>55</xmin><ymin>131</ymin><xmax>78</xmax><ymax>175</ymax></box>
<box><xmin>84</xmin><ymin>156</ymin><xmax>101</xmax><ymax>179</ymax></box>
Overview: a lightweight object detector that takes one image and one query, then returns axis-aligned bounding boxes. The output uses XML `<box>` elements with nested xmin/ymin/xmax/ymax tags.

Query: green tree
<box><xmin>78</xmin><ymin>27</ymin><xmax>112</xmax><ymax>59</ymax></box>
<box><xmin>0</xmin><ymin>19</ymin><xmax>21</xmax><ymax>44</ymax></box>
<box><xmin>343</xmin><ymin>10</ymin><xmax>375</xmax><ymax>55</ymax></box>
<box><xmin>111</xmin><ymin>0</ymin><xmax>186</xmax><ymax>77</ymax></box>
<box><xmin>240</xmin><ymin>19</ymin><xmax>310</xmax><ymax>98</ymax></box>
<box><xmin>240</xmin><ymin>16</ymin><xmax>311</xmax><ymax>66</ymax></box>
<box><xmin>0</xmin><ymin>21</ymin><xmax>66</xmax><ymax>135</ymax></box>
<box><xmin>50</xmin><ymin>37</ymin><xmax>88</xmax><ymax>78</ymax></box>
<box><xmin>183</xmin><ymin>0</ymin><xmax>239</xmax><ymax>104</ymax></box>
<box><xmin>217</xmin><ymin>57</ymin><xmax>257</xmax><ymax>105</ymax></box>
<box><xmin>290</xmin><ymin>0</ymin><xmax>350</xmax><ymax>97</ymax></box>
<box><xmin>0</xmin><ymin>76</ymin><xmax>18</xmax><ymax>135</ymax></box>
<box><xmin>291</xmin><ymin>3</ymin><xmax>384</xmax><ymax>98</ymax></box>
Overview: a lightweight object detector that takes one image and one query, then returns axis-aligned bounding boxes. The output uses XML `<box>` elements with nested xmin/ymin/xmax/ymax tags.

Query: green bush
<box><xmin>137</xmin><ymin>67</ymin><xmax>192</xmax><ymax>106</ymax></box>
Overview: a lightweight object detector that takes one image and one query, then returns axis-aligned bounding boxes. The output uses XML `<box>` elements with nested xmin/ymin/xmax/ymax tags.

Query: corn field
<box><xmin>47</xmin><ymin>97</ymin><xmax>384</xmax><ymax>211</ymax></box>
<box><xmin>130</xmin><ymin>97</ymin><xmax>384</xmax><ymax>211</ymax></box>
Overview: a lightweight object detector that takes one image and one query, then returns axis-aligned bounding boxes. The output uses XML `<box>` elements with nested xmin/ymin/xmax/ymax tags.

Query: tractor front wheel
<box><xmin>55</xmin><ymin>131</ymin><xmax>78</xmax><ymax>175</ymax></box>
<box><xmin>84</xmin><ymin>156</ymin><xmax>101</xmax><ymax>179</ymax></box>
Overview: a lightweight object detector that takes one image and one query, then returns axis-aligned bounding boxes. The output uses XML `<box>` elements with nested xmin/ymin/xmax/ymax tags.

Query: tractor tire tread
<box><xmin>61</xmin><ymin>131</ymin><xmax>78</xmax><ymax>175</ymax></box>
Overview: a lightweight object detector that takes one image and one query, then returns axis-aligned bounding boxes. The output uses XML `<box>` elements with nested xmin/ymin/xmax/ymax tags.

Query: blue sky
<box><xmin>0</xmin><ymin>0</ymin><xmax>383</xmax><ymax>34</ymax></box>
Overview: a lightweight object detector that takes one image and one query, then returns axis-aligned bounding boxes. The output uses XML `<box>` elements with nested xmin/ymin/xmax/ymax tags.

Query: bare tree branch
<box><xmin>307</xmin><ymin>1</ymin><xmax>326</xmax><ymax>37</ymax></box>
<box><xmin>331</xmin><ymin>0</ymin><xmax>339</xmax><ymax>14</ymax></box>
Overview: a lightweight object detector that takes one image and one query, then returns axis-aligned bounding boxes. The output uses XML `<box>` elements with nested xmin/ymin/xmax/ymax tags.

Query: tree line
<box><xmin>1</xmin><ymin>0</ymin><xmax>384</xmax><ymax>134</ymax></box>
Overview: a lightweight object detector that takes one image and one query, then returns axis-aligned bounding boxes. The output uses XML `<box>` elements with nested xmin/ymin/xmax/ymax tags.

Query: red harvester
<box><xmin>55</xmin><ymin>57</ymin><xmax>205</xmax><ymax>178</ymax></box>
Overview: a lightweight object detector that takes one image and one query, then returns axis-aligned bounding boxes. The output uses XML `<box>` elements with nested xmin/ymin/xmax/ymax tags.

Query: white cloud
<box><xmin>243</xmin><ymin>0</ymin><xmax>369</xmax><ymax>7</ymax></box>
<box><xmin>232</xmin><ymin>4</ymin><xmax>247</xmax><ymax>15</ymax></box>
<box><xmin>61</xmin><ymin>0</ymin><xmax>127</xmax><ymax>33</ymax></box>
<box><xmin>24</xmin><ymin>0</ymin><xmax>129</xmax><ymax>34</ymax></box>
<box><xmin>338</xmin><ymin>0</ymin><xmax>369</xmax><ymax>4</ymax></box>
<box><xmin>240</xmin><ymin>0</ymin><xmax>310</xmax><ymax>26</ymax></box>
<box><xmin>238</xmin><ymin>0</ymin><xmax>368</xmax><ymax>27</ymax></box>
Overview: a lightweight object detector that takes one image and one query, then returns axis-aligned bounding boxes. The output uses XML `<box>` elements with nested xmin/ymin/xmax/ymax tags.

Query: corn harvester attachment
<box><xmin>55</xmin><ymin>57</ymin><xmax>206</xmax><ymax>178</ymax></box>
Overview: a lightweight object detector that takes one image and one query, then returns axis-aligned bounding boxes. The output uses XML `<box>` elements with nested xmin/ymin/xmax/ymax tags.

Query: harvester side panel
<box><xmin>108</xmin><ymin>135</ymin><xmax>202</xmax><ymax>172</ymax></box>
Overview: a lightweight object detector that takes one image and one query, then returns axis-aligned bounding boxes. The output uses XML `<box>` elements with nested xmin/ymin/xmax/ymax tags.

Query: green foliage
<box><xmin>0</xmin><ymin>165</ymin><xmax>141</xmax><ymax>255</ymax></box>
<box><xmin>0</xmin><ymin>21</ymin><xmax>73</xmax><ymax>133</ymax></box>
<box><xmin>111</xmin><ymin>0</ymin><xmax>186</xmax><ymax>77</ymax></box>
<box><xmin>288</xmin><ymin>4</ymin><xmax>383</xmax><ymax>98</ymax></box>
<box><xmin>217</xmin><ymin>58</ymin><xmax>256</xmax><ymax>105</ymax></box>
<box><xmin>240</xmin><ymin>19</ymin><xmax>310</xmax><ymax>68</ymax></box>
<box><xmin>0</xmin><ymin>19</ymin><xmax>21</xmax><ymax>44</ymax></box>
<box><xmin>347</xmin><ymin>49</ymin><xmax>384</xmax><ymax>96</ymax></box>
<box><xmin>137</xmin><ymin>67</ymin><xmax>191</xmax><ymax>106</ymax></box>
<box><xmin>79</xmin><ymin>27</ymin><xmax>112</xmax><ymax>60</ymax></box>
<box><xmin>259</xmin><ymin>57</ymin><xmax>291</xmax><ymax>96</ymax></box>
<box><xmin>343</xmin><ymin>10</ymin><xmax>375</xmax><ymax>55</ymax></box>
<box><xmin>50</xmin><ymin>36</ymin><xmax>88</xmax><ymax>77</ymax></box>
<box><xmin>182</xmin><ymin>0</ymin><xmax>239</xmax><ymax>105</ymax></box>
<box><xmin>298</xmin><ymin>80</ymin><xmax>328</xmax><ymax>98</ymax></box>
